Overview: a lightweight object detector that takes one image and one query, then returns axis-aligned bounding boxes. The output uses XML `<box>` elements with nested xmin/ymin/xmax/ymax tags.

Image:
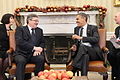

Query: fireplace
<box><xmin>44</xmin><ymin>35</ymin><xmax>73</xmax><ymax>64</ymax></box>
<box><xmin>19</xmin><ymin>11</ymin><xmax>99</xmax><ymax>64</ymax></box>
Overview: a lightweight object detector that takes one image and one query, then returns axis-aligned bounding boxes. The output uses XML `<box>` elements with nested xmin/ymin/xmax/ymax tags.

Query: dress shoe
<box><xmin>80</xmin><ymin>76</ymin><xmax>89</xmax><ymax>80</ymax></box>
<box><xmin>72</xmin><ymin>67</ymin><xmax>79</xmax><ymax>76</ymax></box>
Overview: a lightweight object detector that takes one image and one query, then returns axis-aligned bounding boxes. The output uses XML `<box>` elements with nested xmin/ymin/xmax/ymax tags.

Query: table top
<box><xmin>72</xmin><ymin>76</ymin><xmax>81</xmax><ymax>80</ymax></box>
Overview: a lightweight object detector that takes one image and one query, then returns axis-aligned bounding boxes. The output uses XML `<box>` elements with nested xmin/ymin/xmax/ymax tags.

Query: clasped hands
<box><xmin>33</xmin><ymin>46</ymin><xmax>43</xmax><ymax>56</ymax></box>
<box><xmin>72</xmin><ymin>34</ymin><xmax>82</xmax><ymax>40</ymax></box>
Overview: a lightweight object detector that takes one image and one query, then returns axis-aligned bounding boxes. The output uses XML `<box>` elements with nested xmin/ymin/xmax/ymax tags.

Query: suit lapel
<box><xmin>76</xmin><ymin>27</ymin><xmax>80</xmax><ymax>35</ymax></box>
<box><xmin>24</xmin><ymin>26</ymin><xmax>31</xmax><ymax>38</ymax></box>
<box><xmin>86</xmin><ymin>25</ymin><xmax>91</xmax><ymax>37</ymax></box>
<box><xmin>35</xmin><ymin>28</ymin><xmax>40</xmax><ymax>41</ymax></box>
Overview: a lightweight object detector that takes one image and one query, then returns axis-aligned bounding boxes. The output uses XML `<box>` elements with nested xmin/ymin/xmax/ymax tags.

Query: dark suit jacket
<box><xmin>15</xmin><ymin>26</ymin><xmax>45</xmax><ymax>57</ymax></box>
<box><xmin>0</xmin><ymin>24</ymin><xmax>9</xmax><ymax>51</ymax></box>
<box><xmin>74</xmin><ymin>24</ymin><xmax>103</xmax><ymax>60</ymax></box>
<box><xmin>115</xmin><ymin>26</ymin><xmax>120</xmax><ymax>38</ymax></box>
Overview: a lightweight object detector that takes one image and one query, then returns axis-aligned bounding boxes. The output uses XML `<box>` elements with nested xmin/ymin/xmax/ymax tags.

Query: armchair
<box><xmin>7</xmin><ymin>30</ymin><xmax>50</xmax><ymax>80</ymax></box>
<box><xmin>66</xmin><ymin>29</ymin><xmax>109</xmax><ymax>80</ymax></box>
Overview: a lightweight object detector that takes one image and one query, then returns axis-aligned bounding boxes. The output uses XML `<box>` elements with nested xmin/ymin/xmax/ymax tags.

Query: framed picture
<box><xmin>114</xmin><ymin>0</ymin><xmax>120</xmax><ymax>7</ymax></box>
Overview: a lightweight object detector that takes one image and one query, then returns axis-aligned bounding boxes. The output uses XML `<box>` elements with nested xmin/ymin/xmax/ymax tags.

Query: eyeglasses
<box><xmin>31</xmin><ymin>19</ymin><xmax>39</xmax><ymax>22</ymax></box>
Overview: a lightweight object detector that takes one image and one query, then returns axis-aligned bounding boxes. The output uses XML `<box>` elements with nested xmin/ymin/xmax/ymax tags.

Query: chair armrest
<box><xmin>6</xmin><ymin>48</ymin><xmax>14</xmax><ymax>68</ymax></box>
<box><xmin>44</xmin><ymin>48</ymin><xmax>50</xmax><ymax>64</ymax></box>
<box><xmin>66</xmin><ymin>49</ymin><xmax>72</xmax><ymax>64</ymax></box>
<box><xmin>101</xmin><ymin>47</ymin><xmax>109</xmax><ymax>67</ymax></box>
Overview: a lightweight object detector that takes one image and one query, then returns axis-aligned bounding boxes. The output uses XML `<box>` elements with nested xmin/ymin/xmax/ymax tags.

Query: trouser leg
<box><xmin>15</xmin><ymin>55</ymin><xmax>27</xmax><ymax>80</ymax></box>
<box><xmin>30</xmin><ymin>55</ymin><xmax>45</xmax><ymax>76</ymax></box>
<box><xmin>81</xmin><ymin>54</ymin><xmax>89</xmax><ymax>76</ymax></box>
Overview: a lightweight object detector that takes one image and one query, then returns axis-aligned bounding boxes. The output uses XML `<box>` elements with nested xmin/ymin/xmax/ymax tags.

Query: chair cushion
<box><xmin>88</xmin><ymin>61</ymin><xmax>108</xmax><ymax>72</ymax></box>
<box><xmin>8</xmin><ymin>63</ymin><xmax>35</xmax><ymax>75</ymax></box>
<box><xmin>66</xmin><ymin>61</ymin><xmax>108</xmax><ymax>72</ymax></box>
<box><xmin>8</xmin><ymin>63</ymin><xmax>50</xmax><ymax>75</ymax></box>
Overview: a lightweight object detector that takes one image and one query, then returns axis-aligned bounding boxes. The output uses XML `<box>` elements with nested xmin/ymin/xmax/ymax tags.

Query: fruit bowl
<box><xmin>31</xmin><ymin>69</ymin><xmax>73</xmax><ymax>80</ymax></box>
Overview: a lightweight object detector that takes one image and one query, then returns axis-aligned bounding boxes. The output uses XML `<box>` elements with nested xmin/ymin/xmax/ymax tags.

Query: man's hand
<box><xmin>33</xmin><ymin>47</ymin><xmax>43</xmax><ymax>52</ymax></box>
<box><xmin>70</xmin><ymin>45</ymin><xmax>77</xmax><ymax>51</ymax></box>
<box><xmin>72</xmin><ymin>34</ymin><xmax>82</xmax><ymax>40</ymax></box>
<box><xmin>33</xmin><ymin>51</ymin><xmax>41</xmax><ymax>56</ymax></box>
<box><xmin>111</xmin><ymin>34</ymin><xmax>116</xmax><ymax>38</ymax></box>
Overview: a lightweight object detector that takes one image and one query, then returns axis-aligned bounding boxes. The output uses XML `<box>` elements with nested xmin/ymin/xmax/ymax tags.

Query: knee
<box><xmin>15</xmin><ymin>58</ymin><xmax>26</xmax><ymax>64</ymax></box>
<box><xmin>36</xmin><ymin>55</ymin><xmax>45</xmax><ymax>62</ymax></box>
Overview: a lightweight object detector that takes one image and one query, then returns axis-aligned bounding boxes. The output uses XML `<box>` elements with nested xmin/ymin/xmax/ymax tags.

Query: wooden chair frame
<box><xmin>7</xmin><ymin>30</ymin><xmax>50</xmax><ymax>80</ymax></box>
<box><xmin>66</xmin><ymin>29</ymin><xmax>109</xmax><ymax>80</ymax></box>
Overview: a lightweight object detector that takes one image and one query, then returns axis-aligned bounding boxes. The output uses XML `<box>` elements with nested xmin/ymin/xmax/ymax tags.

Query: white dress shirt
<box><xmin>81</xmin><ymin>24</ymin><xmax>91</xmax><ymax>47</ymax></box>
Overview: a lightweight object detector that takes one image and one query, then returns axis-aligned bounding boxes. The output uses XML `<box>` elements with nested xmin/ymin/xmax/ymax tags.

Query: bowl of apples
<box><xmin>31</xmin><ymin>69</ymin><xmax>73</xmax><ymax>80</ymax></box>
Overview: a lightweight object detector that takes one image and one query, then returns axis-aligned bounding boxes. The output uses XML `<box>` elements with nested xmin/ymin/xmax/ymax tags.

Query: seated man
<box><xmin>108</xmin><ymin>12</ymin><xmax>120</xmax><ymax>80</ymax></box>
<box><xmin>14</xmin><ymin>14</ymin><xmax>45</xmax><ymax>80</ymax></box>
<box><xmin>71</xmin><ymin>13</ymin><xmax>104</xmax><ymax>80</ymax></box>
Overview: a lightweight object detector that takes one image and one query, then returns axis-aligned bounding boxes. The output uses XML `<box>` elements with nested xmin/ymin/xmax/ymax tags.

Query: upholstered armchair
<box><xmin>66</xmin><ymin>29</ymin><xmax>109</xmax><ymax>80</ymax></box>
<box><xmin>7</xmin><ymin>30</ymin><xmax>50</xmax><ymax>80</ymax></box>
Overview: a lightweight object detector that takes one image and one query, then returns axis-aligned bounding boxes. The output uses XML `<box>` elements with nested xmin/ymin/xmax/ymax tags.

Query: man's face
<box><xmin>114</xmin><ymin>12</ymin><xmax>120</xmax><ymax>25</ymax></box>
<box><xmin>28</xmin><ymin>17</ymin><xmax>39</xmax><ymax>28</ymax></box>
<box><xmin>76</xmin><ymin>15</ymin><xmax>86</xmax><ymax>27</ymax></box>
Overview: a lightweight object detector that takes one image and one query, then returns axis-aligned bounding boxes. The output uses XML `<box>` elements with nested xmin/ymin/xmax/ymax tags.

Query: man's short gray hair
<box><xmin>26</xmin><ymin>14</ymin><xmax>38</xmax><ymax>24</ymax></box>
<box><xmin>77</xmin><ymin>13</ymin><xmax>88</xmax><ymax>22</ymax></box>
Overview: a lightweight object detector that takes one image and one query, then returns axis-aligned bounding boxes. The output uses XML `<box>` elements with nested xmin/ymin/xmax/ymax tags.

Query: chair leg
<box><xmin>98</xmin><ymin>72</ymin><xmax>108</xmax><ymax>80</ymax></box>
<box><xmin>103</xmin><ymin>72</ymin><xmax>108</xmax><ymax>80</ymax></box>
<box><xmin>77</xmin><ymin>71</ymin><xmax>79</xmax><ymax>76</ymax></box>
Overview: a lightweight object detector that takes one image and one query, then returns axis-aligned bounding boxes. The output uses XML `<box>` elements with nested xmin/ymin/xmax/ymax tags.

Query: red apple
<box><xmin>61</xmin><ymin>73</ymin><xmax>69</xmax><ymax>79</ymax></box>
<box><xmin>62</xmin><ymin>78</ymin><xmax>71</xmax><ymax>80</ymax></box>
<box><xmin>58</xmin><ymin>73</ymin><xmax>62</xmax><ymax>80</ymax></box>
<box><xmin>48</xmin><ymin>76</ymin><xmax>56</xmax><ymax>80</ymax></box>
<box><xmin>38</xmin><ymin>71</ymin><xmax>44</xmax><ymax>76</ymax></box>
<box><xmin>38</xmin><ymin>75</ymin><xmax>46</xmax><ymax>79</ymax></box>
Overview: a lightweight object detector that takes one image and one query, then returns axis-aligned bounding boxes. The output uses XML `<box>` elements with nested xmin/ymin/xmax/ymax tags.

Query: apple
<box><xmin>38</xmin><ymin>75</ymin><xmax>46</xmax><ymax>79</ymax></box>
<box><xmin>38</xmin><ymin>71</ymin><xmax>44</xmax><ymax>76</ymax></box>
<box><xmin>44</xmin><ymin>72</ymin><xmax>49</xmax><ymax>78</ymax></box>
<box><xmin>61</xmin><ymin>73</ymin><xmax>69</xmax><ymax>79</ymax></box>
<box><xmin>66</xmin><ymin>71</ymin><xmax>73</xmax><ymax>78</ymax></box>
<box><xmin>57</xmin><ymin>73</ymin><xmax>62</xmax><ymax>80</ymax></box>
<box><xmin>48</xmin><ymin>76</ymin><xmax>56</xmax><ymax>80</ymax></box>
<box><xmin>62</xmin><ymin>78</ymin><xmax>71</xmax><ymax>80</ymax></box>
<box><xmin>44</xmin><ymin>70</ymin><xmax>49</xmax><ymax>72</ymax></box>
<box><xmin>47</xmin><ymin>74</ymin><xmax>57</xmax><ymax>80</ymax></box>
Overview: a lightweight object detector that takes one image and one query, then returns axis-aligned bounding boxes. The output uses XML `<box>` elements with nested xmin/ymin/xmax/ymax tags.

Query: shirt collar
<box><xmin>27</xmin><ymin>25</ymin><xmax>33</xmax><ymax>33</ymax></box>
<box><xmin>82</xmin><ymin>23</ymin><xmax>88</xmax><ymax>29</ymax></box>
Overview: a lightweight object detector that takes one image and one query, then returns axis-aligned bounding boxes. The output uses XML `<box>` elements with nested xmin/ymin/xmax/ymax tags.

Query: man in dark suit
<box><xmin>71</xmin><ymin>13</ymin><xmax>103</xmax><ymax>80</ymax></box>
<box><xmin>14</xmin><ymin>14</ymin><xmax>45</xmax><ymax>80</ymax></box>
<box><xmin>108</xmin><ymin>12</ymin><xmax>120</xmax><ymax>80</ymax></box>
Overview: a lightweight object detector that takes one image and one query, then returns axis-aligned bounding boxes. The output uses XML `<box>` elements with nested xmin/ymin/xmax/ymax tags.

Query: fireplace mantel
<box><xmin>19</xmin><ymin>11</ymin><xmax>99</xmax><ymax>35</ymax></box>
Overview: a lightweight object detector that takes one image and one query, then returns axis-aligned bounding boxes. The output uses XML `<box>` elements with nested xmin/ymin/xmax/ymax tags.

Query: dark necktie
<box><xmin>31</xmin><ymin>28</ymin><xmax>36</xmax><ymax>45</ymax></box>
<box><xmin>79</xmin><ymin>27</ymin><xmax>83</xmax><ymax>36</ymax></box>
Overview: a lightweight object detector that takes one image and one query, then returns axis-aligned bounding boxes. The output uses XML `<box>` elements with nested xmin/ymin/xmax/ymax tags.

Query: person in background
<box><xmin>14</xmin><ymin>14</ymin><xmax>45</xmax><ymax>80</ymax></box>
<box><xmin>108</xmin><ymin>12</ymin><xmax>120</xmax><ymax>80</ymax></box>
<box><xmin>0</xmin><ymin>13</ymin><xmax>15</xmax><ymax>80</ymax></box>
<box><xmin>71</xmin><ymin>13</ymin><xmax>103</xmax><ymax>80</ymax></box>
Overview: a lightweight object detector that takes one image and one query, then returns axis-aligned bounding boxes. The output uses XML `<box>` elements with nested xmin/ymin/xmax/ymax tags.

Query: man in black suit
<box><xmin>14</xmin><ymin>14</ymin><xmax>45</xmax><ymax>80</ymax></box>
<box><xmin>71</xmin><ymin>13</ymin><xmax>103</xmax><ymax>80</ymax></box>
<box><xmin>108</xmin><ymin>12</ymin><xmax>120</xmax><ymax>80</ymax></box>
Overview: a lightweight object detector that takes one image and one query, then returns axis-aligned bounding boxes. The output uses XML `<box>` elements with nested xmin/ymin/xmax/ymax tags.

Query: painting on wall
<box><xmin>114</xmin><ymin>0</ymin><xmax>120</xmax><ymax>6</ymax></box>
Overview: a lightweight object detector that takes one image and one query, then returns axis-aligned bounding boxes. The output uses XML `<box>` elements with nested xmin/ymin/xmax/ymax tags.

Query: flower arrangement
<box><xmin>14</xmin><ymin>5</ymin><xmax>107</xmax><ymax>28</ymax></box>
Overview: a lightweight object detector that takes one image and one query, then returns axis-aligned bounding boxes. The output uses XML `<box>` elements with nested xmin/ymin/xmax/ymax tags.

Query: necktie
<box><xmin>31</xmin><ymin>28</ymin><xmax>36</xmax><ymax>45</ymax></box>
<box><xmin>79</xmin><ymin>27</ymin><xmax>83</xmax><ymax>36</ymax></box>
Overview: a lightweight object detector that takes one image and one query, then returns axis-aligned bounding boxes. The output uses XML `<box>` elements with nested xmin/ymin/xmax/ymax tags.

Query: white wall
<box><xmin>0</xmin><ymin>0</ymin><xmax>119</xmax><ymax>32</ymax></box>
